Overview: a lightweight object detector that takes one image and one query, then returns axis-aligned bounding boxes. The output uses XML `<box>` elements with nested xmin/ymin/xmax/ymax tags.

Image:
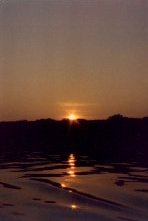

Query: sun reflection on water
<box><xmin>61</xmin><ymin>153</ymin><xmax>76</xmax><ymax>188</ymax></box>
<box><xmin>61</xmin><ymin>183</ymin><xmax>66</xmax><ymax>188</ymax></box>
<box><xmin>68</xmin><ymin>154</ymin><xmax>76</xmax><ymax>177</ymax></box>
<box><xmin>71</xmin><ymin>204</ymin><xmax>78</xmax><ymax>209</ymax></box>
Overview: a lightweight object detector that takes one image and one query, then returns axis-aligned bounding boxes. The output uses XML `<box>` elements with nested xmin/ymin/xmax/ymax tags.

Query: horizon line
<box><xmin>0</xmin><ymin>114</ymin><xmax>148</xmax><ymax>123</ymax></box>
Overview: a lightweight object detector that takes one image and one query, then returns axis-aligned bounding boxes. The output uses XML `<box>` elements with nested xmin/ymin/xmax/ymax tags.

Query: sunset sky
<box><xmin>0</xmin><ymin>0</ymin><xmax>148</xmax><ymax>120</ymax></box>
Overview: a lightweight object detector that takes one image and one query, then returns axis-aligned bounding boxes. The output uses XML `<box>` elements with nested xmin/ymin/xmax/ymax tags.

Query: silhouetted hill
<box><xmin>0</xmin><ymin>115</ymin><xmax>148</xmax><ymax>161</ymax></box>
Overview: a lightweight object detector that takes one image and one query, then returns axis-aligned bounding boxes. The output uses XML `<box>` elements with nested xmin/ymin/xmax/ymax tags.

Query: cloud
<box><xmin>57</xmin><ymin>102</ymin><xmax>100</xmax><ymax>107</ymax></box>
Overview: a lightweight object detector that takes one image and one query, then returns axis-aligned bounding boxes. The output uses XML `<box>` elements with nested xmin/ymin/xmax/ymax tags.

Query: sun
<box><xmin>67</xmin><ymin>113</ymin><xmax>78</xmax><ymax>121</ymax></box>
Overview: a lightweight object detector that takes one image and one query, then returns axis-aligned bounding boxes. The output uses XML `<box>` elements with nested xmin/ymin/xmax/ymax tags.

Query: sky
<box><xmin>0</xmin><ymin>0</ymin><xmax>148</xmax><ymax>120</ymax></box>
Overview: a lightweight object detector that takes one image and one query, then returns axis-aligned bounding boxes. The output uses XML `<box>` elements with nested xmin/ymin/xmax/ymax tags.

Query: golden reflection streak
<box><xmin>61</xmin><ymin>183</ymin><xmax>66</xmax><ymax>188</ymax></box>
<box><xmin>68</xmin><ymin>154</ymin><xmax>76</xmax><ymax>178</ymax></box>
<box><xmin>60</xmin><ymin>153</ymin><xmax>76</xmax><ymax>188</ymax></box>
<box><xmin>71</xmin><ymin>204</ymin><xmax>77</xmax><ymax>209</ymax></box>
<box><xmin>61</xmin><ymin>154</ymin><xmax>79</xmax><ymax>209</ymax></box>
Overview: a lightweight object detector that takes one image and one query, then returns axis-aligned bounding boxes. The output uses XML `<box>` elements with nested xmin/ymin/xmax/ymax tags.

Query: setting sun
<box><xmin>67</xmin><ymin>113</ymin><xmax>78</xmax><ymax>121</ymax></box>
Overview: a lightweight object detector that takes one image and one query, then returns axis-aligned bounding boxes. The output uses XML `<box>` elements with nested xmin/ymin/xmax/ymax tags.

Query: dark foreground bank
<box><xmin>0</xmin><ymin>115</ymin><xmax>148</xmax><ymax>161</ymax></box>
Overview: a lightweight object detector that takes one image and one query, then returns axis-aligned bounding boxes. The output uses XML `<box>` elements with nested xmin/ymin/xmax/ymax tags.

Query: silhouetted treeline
<box><xmin>0</xmin><ymin>115</ymin><xmax>148</xmax><ymax>161</ymax></box>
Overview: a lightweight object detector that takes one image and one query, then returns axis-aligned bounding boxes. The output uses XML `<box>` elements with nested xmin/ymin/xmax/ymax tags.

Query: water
<box><xmin>0</xmin><ymin>152</ymin><xmax>148</xmax><ymax>221</ymax></box>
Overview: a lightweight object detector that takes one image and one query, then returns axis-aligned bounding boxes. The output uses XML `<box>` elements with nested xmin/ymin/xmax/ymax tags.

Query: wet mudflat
<box><xmin>0</xmin><ymin>152</ymin><xmax>148</xmax><ymax>221</ymax></box>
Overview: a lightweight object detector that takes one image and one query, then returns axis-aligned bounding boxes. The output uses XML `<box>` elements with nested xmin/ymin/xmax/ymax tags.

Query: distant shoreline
<box><xmin>0</xmin><ymin>114</ymin><xmax>148</xmax><ymax>123</ymax></box>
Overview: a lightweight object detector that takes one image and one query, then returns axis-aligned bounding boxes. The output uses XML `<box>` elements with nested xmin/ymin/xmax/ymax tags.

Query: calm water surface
<box><xmin>0</xmin><ymin>152</ymin><xmax>148</xmax><ymax>221</ymax></box>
